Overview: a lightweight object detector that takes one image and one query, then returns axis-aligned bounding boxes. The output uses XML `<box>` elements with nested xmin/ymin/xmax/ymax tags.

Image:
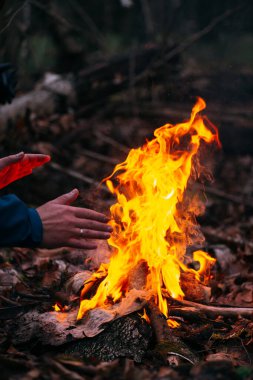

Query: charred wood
<box><xmin>65</xmin><ymin>315</ymin><xmax>152</xmax><ymax>363</ymax></box>
<box><xmin>180</xmin><ymin>273</ymin><xmax>211</xmax><ymax>303</ymax></box>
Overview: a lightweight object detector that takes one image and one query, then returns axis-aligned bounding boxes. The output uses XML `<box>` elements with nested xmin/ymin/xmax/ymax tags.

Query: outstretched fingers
<box><xmin>74</xmin><ymin>219</ymin><xmax>113</xmax><ymax>233</ymax></box>
<box><xmin>68</xmin><ymin>238</ymin><xmax>98</xmax><ymax>250</ymax></box>
<box><xmin>73</xmin><ymin>228</ymin><xmax>111</xmax><ymax>240</ymax></box>
<box><xmin>74</xmin><ymin>207</ymin><xmax>110</xmax><ymax>223</ymax></box>
<box><xmin>22</xmin><ymin>154</ymin><xmax>51</xmax><ymax>169</ymax></box>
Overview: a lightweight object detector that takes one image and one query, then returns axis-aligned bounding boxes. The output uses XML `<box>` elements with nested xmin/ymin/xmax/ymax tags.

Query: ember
<box><xmin>78</xmin><ymin>97</ymin><xmax>220</xmax><ymax>323</ymax></box>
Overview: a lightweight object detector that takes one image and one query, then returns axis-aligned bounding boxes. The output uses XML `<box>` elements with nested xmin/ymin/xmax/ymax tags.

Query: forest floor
<box><xmin>0</xmin><ymin>60</ymin><xmax>253</xmax><ymax>379</ymax></box>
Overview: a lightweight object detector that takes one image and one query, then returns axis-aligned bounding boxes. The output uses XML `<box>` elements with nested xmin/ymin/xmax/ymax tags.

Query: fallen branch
<box><xmin>0</xmin><ymin>303</ymin><xmax>39</xmax><ymax>320</ymax></box>
<box><xmin>132</xmin><ymin>4</ymin><xmax>245</xmax><ymax>86</ymax></box>
<box><xmin>169</xmin><ymin>298</ymin><xmax>253</xmax><ymax>319</ymax></box>
<box><xmin>202</xmin><ymin>185</ymin><xmax>253</xmax><ymax>209</ymax></box>
<box><xmin>94</xmin><ymin>131</ymin><xmax>130</xmax><ymax>154</ymax></box>
<box><xmin>80</xmin><ymin>148</ymin><xmax>118</xmax><ymax>165</ymax></box>
<box><xmin>112</xmin><ymin>101</ymin><xmax>253</xmax><ymax>154</ymax></box>
<box><xmin>0</xmin><ymin>73</ymin><xmax>75</xmax><ymax>129</ymax></box>
<box><xmin>202</xmin><ymin>227</ymin><xmax>253</xmax><ymax>250</ymax></box>
<box><xmin>146</xmin><ymin>299</ymin><xmax>198</xmax><ymax>364</ymax></box>
<box><xmin>43</xmin><ymin>357</ymin><xmax>84</xmax><ymax>380</ymax></box>
<box><xmin>49</xmin><ymin>162</ymin><xmax>110</xmax><ymax>193</ymax></box>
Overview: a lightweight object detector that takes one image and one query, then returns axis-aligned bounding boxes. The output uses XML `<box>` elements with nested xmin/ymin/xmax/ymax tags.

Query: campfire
<box><xmin>16</xmin><ymin>97</ymin><xmax>223</xmax><ymax>359</ymax></box>
<box><xmin>7</xmin><ymin>97</ymin><xmax>253</xmax><ymax>370</ymax></box>
<box><xmin>77</xmin><ymin>97</ymin><xmax>220</xmax><ymax>325</ymax></box>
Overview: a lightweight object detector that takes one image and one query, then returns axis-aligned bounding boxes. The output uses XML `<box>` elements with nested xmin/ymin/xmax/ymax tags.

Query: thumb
<box><xmin>52</xmin><ymin>189</ymin><xmax>79</xmax><ymax>206</ymax></box>
<box><xmin>0</xmin><ymin>152</ymin><xmax>24</xmax><ymax>170</ymax></box>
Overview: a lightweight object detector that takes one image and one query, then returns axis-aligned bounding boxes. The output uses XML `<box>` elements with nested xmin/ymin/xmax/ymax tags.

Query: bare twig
<box><xmin>169</xmin><ymin>298</ymin><xmax>253</xmax><ymax>319</ymax></box>
<box><xmin>202</xmin><ymin>226</ymin><xmax>253</xmax><ymax>250</ymax></box>
<box><xmin>95</xmin><ymin>131</ymin><xmax>129</xmax><ymax>154</ymax></box>
<box><xmin>67</xmin><ymin>0</ymin><xmax>107</xmax><ymax>50</ymax></box>
<box><xmin>79</xmin><ymin>148</ymin><xmax>118</xmax><ymax>165</ymax></box>
<box><xmin>0</xmin><ymin>0</ymin><xmax>28</xmax><ymax>35</ymax></box>
<box><xmin>43</xmin><ymin>357</ymin><xmax>84</xmax><ymax>380</ymax></box>
<box><xmin>49</xmin><ymin>162</ymin><xmax>111</xmax><ymax>193</ymax></box>
<box><xmin>0</xmin><ymin>295</ymin><xmax>20</xmax><ymax>306</ymax></box>
<box><xmin>30</xmin><ymin>0</ymin><xmax>84</xmax><ymax>35</ymax></box>
<box><xmin>167</xmin><ymin>352</ymin><xmax>195</xmax><ymax>365</ymax></box>
<box><xmin>201</xmin><ymin>184</ymin><xmax>253</xmax><ymax>209</ymax></box>
<box><xmin>140</xmin><ymin>0</ymin><xmax>154</xmax><ymax>36</ymax></box>
<box><xmin>15</xmin><ymin>292</ymin><xmax>50</xmax><ymax>300</ymax></box>
<box><xmin>133</xmin><ymin>3</ymin><xmax>246</xmax><ymax>86</ymax></box>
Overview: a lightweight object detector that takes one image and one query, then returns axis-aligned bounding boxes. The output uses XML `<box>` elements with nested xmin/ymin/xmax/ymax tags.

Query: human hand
<box><xmin>36</xmin><ymin>189</ymin><xmax>112</xmax><ymax>250</ymax></box>
<box><xmin>0</xmin><ymin>152</ymin><xmax>51</xmax><ymax>190</ymax></box>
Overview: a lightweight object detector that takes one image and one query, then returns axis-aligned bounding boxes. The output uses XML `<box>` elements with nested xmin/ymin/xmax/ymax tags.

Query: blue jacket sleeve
<box><xmin>0</xmin><ymin>194</ymin><xmax>43</xmax><ymax>247</ymax></box>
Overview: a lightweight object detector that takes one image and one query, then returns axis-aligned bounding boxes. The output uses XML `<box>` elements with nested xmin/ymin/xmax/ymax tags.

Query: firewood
<box><xmin>180</xmin><ymin>272</ymin><xmax>211</xmax><ymax>303</ymax></box>
<box><xmin>169</xmin><ymin>299</ymin><xmax>253</xmax><ymax>320</ymax></box>
<box><xmin>65</xmin><ymin>315</ymin><xmax>152</xmax><ymax>363</ymax></box>
<box><xmin>43</xmin><ymin>357</ymin><xmax>84</xmax><ymax>380</ymax></box>
<box><xmin>146</xmin><ymin>299</ymin><xmax>198</xmax><ymax>365</ymax></box>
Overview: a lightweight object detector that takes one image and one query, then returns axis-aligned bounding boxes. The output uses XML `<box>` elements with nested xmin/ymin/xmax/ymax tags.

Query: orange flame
<box><xmin>52</xmin><ymin>302</ymin><xmax>68</xmax><ymax>312</ymax></box>
<box><xmin>139</xmin><ymin>308</ymin><xmax>151</xmax><ymax>324</ymax></box>
<box><xmin>52</xmin><ymin>303</ymin><xmax>62</xmax><ymax>312</ymax></box>
<box><xmin>77</xmin><ymin>97</ymin><xmax>219</xmax><ymax>321</ymax></box>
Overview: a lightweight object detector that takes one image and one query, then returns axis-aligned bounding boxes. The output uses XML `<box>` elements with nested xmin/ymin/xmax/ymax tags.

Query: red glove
<box><xmin>0</xmin><ymin>152</ymin><xmax>51</xmax><ymax>189</ymax></box>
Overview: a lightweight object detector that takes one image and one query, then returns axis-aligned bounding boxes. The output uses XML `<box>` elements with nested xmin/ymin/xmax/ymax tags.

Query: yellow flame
<box><xmin>77</xmin><ymin>97</ymin><xmax>219</xmax><ymax>321</ymax></box>
<box><xmin>53</xmin><ymin>303</ymin><xmax>61</xmax><ymax>312</ymax></box>
<box><xmin>167</xmin><ymin>318</ymin><xmax>180</xmax><ymax>328</ymax></box>
<box><xmin>139</xmin><ymin>308</ymin><xmax>151</xmax><ymax>324</ymax></box>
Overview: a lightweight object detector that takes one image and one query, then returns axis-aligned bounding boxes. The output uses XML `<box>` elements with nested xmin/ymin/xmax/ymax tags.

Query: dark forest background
<box><xmin>0</xmin><ymin>0</ymin><xmax>252</xmax><ymax>201</ymax></box>
<box><xmin>0</xmin><ymin>0</ymin><xmax>252</xmax><ymax>90</ymax></box>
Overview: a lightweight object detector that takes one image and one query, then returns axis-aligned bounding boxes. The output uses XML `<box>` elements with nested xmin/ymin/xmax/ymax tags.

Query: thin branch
<box><xmin>31</xmin><ymin>0</ymin><xmax>106</xmax><ymax>50</ymax></box>
<box><xmin>140</xmin><ymin>0</ymin><xmax>154</xmax><ymax>37</ymax></box>
<box><xmin>202</xmin><ymin>226</ymin><xmax>253</xmax><ymax>250</ymax></box>
<box><xmin>199</xmin><ymin>184</ymin><xmax>253</xmax><ymax>209</ymax></box>
<box><xmin>169</xmin><ymin>298</ymin><xmax>253</xmax><ymax>319</ymax></box>
<box><xmin>0</xmin><ymin>295</ymin><xmax>20</xmax><ymax>306</ymax></box>
<box><xmin>133</xmin><ymin>3</ymin><xmax>246</xmax><ymax>86</ymax></box>
<box><xmin>67</xmin><ymin>0</ymin><xmax>107</xmax><ymax>50</ymax></box>
<box><xmin>0</xmin><ymin>0</ymin><xmax>28</xmax><ymax>35</ymax></box>
<box><xmin>30</xmin><ymin>0</ymin><xmax>84</xmax><ymax>35</ymax></box>
<box><xmin>79</xmin><ymin>148</ymin><xmax>118</xmax><ymax>165</ymax></box>
<box><xmin>49</xmin><ymin>162</ymin><xmax>111</xmax><ymax>193</ymax></box>
<box><xmin>167</xmin><ymin>352</ymin><xmax>195</xmax><ymax>365</ymax></box>
<box><xmin>95</xmin><ymin>131</ymin><xmax>129</xmax><ymax>154</ymax></box>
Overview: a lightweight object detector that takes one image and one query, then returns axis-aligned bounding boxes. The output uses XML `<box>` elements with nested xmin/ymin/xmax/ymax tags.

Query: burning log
<box><xmin>65</xmin><ymin>315</ymin><xmax>152</xmax><ymax>362</ymax></box>
<box><xmin>9</xmin><ymin>307</ymin><xmax>152</xmax><ymax>362</ymax></box>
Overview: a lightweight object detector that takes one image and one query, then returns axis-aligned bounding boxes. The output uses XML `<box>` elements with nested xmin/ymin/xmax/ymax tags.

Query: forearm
<box><xmin>0</xmin><ymin>194</ymin><xmax>43</xmax><ymax>247</ymax></box>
